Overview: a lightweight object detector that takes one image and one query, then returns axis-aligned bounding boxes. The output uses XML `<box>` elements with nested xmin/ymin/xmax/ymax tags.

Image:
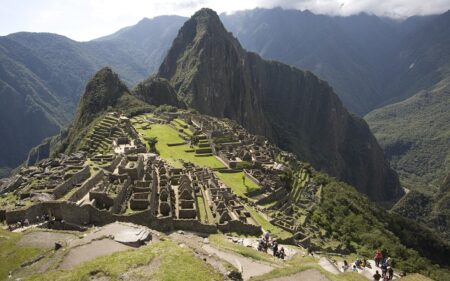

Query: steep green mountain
<box><xmin>157</xmin><ymin>8</ymin><xmax>403</xmax><ymax>203</ymax></box>
<box><xmin>366</xmin><ymin>78</ymin><xmax>450</xmax><ymax>194</ymax></box>
<box><xmin>392</xmin><ymin>171</ymin><xmax>450</xmax><ymax>241</ymax></box>
<box><xmin>58</xmin><ymin>67</ymin><xmax>153</xmax><ymax>155</ymax></box>
<box><xmin>365</xmin><ymin>11</ymin><xmax>450</xmax><ymax>238</ymax></box>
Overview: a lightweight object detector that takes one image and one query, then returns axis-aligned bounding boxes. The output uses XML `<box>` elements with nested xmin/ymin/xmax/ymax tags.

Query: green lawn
<box><xmin>215</xmin><ymin>171</ymin><xmax>260</xmax><ymax>198</ymax></box>
<box><xmin>0</xmin><ymin>229</ymin><xmax>47</xmax><ymax>280</ymax></box>
<box><xmin>27</xmin><ymin>240</ymin><xmax>223</xmax><ymax>281</ymax></box>
<box><xmin>136</xmin><ymin>123</ymin><xmax>225</xmax><ymax>169</ymax></box>
<box><xmin>196</xmin><ymin>196</ymin><xmax>207</xmax><ymax>223</ymax></box>
<box><xmin>244</xmin><ymin>206</ymin><xmax>292</xmax><ymax>240</ymax></box>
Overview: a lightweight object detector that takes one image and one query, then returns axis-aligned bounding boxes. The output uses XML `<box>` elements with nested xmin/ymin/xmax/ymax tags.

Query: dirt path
<box><xmin>267</xmin><ymin>269</ymin><xmax>330</xmax><ymax>281</ymax></box>
<box><xmin>59</xmin><ymin>239</ymin><xmax>132</xmax><ymax>269</ymax></box>
<box><xmin>203</xmin><ymin>244</ymin><xmax>275</xmax><ymax>280</ymax></box>
<box><xmin>18</xmin><ymin>231</ymin><xmax>77</xmax><ymax>248</ymax></box>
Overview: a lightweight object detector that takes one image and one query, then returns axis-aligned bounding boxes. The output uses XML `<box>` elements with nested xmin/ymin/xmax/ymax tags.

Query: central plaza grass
<box><xmin>215</xmin><ymin>171</ymin><xmax>260</xmax><ymax>198</ymax></box>
<box><xmin>136</xmin><ymin>123</ymin><xmax>225</xmax><ymax>169</ymax></box>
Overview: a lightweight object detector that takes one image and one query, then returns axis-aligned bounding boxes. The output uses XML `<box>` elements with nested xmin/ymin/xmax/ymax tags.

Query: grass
<box><xmin>27</xmin><ymin>240</ymin><xmax>223</xmax><ymax>281</ymax></box>
<box><xmin>244</xmin><ymin>206</ymin><xmax>292</xmax><ymax>240</ymax></box>
<box><xmin>250</xmin><ymin>254</ymin><xmax>367</xmax><ymax>281</ymax></box>
<box><xmin>196</xmin><ymin>196</ymin><xmax>207</xmax><ymax>223</ymax></box>
<box><xmin>215</xmin><ymin>171</ymin><xmax>260</xmax><ymax>198</ymax></box>
<box><xmin>135</xmin><ymin>122</ymin><xmax>224</xmax><ymax>169</ymax></box>
<box><xmin>0</xmin><ymin>228</ymin><xmax>47</xmax><ymax>280</ymax></box>
<box><xmin>208</xmin><ymin>234</ymin><xmax>281</xmax><ymax>264</ymax></box>
<box><xmin>398</xmin><ymin>274</ymin><xmax>434</xmax><ymax>281</ymax></box>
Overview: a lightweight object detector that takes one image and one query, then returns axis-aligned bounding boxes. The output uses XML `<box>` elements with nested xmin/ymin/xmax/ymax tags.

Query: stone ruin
<box><xmin>0</xmin><ymin>111</ymin><xmax>324</xmax><ymax>244</ymax></box>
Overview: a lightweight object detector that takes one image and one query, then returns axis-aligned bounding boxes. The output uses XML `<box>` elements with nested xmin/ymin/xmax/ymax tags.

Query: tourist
<box><xmin>374</xmin><ymin>249</ymin><xmax>383</xmax><ymax>267</ymax></box>
<box><xmin>342</xmin><ymin>260</ymin><xmax>349</xmax><ymax>272</ymax></box>
<box><xmin>373</xmin><ymin>270</ymin><xmax>382</xmax><ymax>281</ymax></box>
<box><xmin>8</xmin><ymin>271</ymin><xmax>12</xmax><ymax>279</ymax></box>
<box><xmin>278</xmin><ymin>247</ymin><xmax>285</xmax><ymax>259</ymax></box>
<box><xmin>352</xmin><ymin>265</ymin><xmax>358</xmax><ymax>272</ymax></box>
<box><xmin>385</xmin><ymin>256</ymin><xmax>392</xmax><ymax>266</ymax></box>
<box><xmin>355</xmin><ymin>258</ymin><xmax>362</xmax><ymax>268</ymax></box>
<box><xmin>272</xmin><ymin>240</ymin><xmax>278</xmax><ymax>257</ymax></box>
<box><xmin>362</xmin><ymin>257</ymin><xmax>368</xmax><ymax>268</ymax></box>
<box><xmin>381</xmin><ymin>262</ymin><xmax>388</xmax><ymax>278</ymax></box>
<box><xmin>387</xmin><ymin>267</ymin><xmax>394</xmax><ymax>280</ymax></box>
<box><xmin>264</xmin><ymin>231</ymin><xmax>270</xmax><ymax>242</ymax></box>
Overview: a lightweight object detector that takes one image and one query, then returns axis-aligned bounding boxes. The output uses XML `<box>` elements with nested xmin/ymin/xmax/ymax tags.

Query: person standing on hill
<box><xmin>374</xmin><ymin>249</ymin><xmax>383</xmax><ymax>267</ymax></box>
<box><xmin>373</xmin><ymin>270</ymin><xmax>382</xmax><ymax>281</ymax></box>
<box><xmin>387</xmin><ymin>267</ymin><xmax>394</xmax><ymax>280</ymax></box>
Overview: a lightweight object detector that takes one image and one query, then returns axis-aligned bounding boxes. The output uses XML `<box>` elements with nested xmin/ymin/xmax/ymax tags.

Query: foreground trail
<box><xmin>203</xmin><ymin>244</ymin><xmax>275</xmax><ymax>280</ymax></box>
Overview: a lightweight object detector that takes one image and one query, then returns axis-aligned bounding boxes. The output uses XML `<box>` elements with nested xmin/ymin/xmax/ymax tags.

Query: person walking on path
<box><xmin>374</xmin><ymin>249</ymin><xmax>383</xmax><ymax>267</ymax></box>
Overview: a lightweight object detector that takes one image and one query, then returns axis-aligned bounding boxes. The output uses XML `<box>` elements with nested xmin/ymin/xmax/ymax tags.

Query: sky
<box><xmin>1</xmin><ymin>0</ymin><xmax>450</xmax><ymax>41</ymax></box>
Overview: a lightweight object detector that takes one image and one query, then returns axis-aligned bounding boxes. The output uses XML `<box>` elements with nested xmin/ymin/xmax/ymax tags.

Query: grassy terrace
<box><xmin>196</xmin><ymin>196</ymin><xmax>207</xmax><ymax>223</ymax></box>
<box><xmin>135</xmin><ymin>122</ymin><xmax>224</xmax><ymax>169</ymax></box>
<box><xmin>27</xmin><ymin>240</ymin><xmax>223</xmax><ymax>281</ymax></box>
<box><xmin>244</xmin><ymin>206</ymin><xmax>292</xmax><ymax>240</ymax></box>
<box><xmin>215</xmin><ymin>171</ymin><xmax>260</xmax><ymax>198</ymax></box>
<box><xmin>0</xmin><ymin>228</ymin><xmax>47</xmax><ymax>280</ymax></box>
<box><xmin>251</xmin><ymin>254</ymin><xmax>367</xmax><ymax>281</ymax></box>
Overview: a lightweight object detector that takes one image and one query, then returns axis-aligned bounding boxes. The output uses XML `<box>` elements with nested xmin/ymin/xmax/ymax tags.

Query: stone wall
<box><xmin>256</xmin><ymin>187</ymin><xmax>287</xmax><ymax>205</ymax></box>
<box><xmin>53</xmin><ymin>166</ymin><xmax>90</xmax><ymax>199</ymax></box>
<box><xmin>0</xmin><ymin>175</ymin><xmax>23</xmax><ymax>195</ymax></box>
<box><xmin>105</xmin><ymin>155</ymin><xmax>123</xmax><ymax>173</ymax></box>
<box><xmin>68</xmin><ymin>170</ymin><xmax>105</xmax><ymax>202</ymax></box>
<box><xmin>217</xmin><ymin>220</ymin><xmax>262</xmax><ymax>236</ymax></box>
<box><xmin>112</xmin><ymin>178</ymin><xmax>131</xmax><ymax>214</ymax></box>
<box><xmin>173</xmin><ymin>219</ymin><xmax>217</xmax><ymax>234</ymax></box>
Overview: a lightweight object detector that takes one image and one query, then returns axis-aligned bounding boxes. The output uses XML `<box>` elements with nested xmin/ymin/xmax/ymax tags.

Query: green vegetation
<box><xmin>135</xmin><ymin>122</ymin><xmax>224</xmax><ymax>169</ymax></box>
<box><xmin>27</xmin><ymin>240</ymin><xmax>223</xmax><ymax>281</ymax></box>
<box><xmin>196</xmin><ymin>196</ymin><xmax>207</xmax><ymax>223</ymax></box>
<box><xmin>215</xmin><ymin>172</ymin><xmax>259</xmax><ymax>198</ymax></box>
<box><xmin>366</xmin><ymin>80</ymin><xmax>450</xmax><ymax>194</ymax></box>
<box><xmin>250</xmin><ymin>254</ymin><xmax>366</xmax><ymax>281</ymax></box>
<box><xmin>0</xmin><ymin>229</ymin><xmax>47</xmax><ymax>280</ymax></box>
<box><xmin>309</xmin><ymin>175</ymin><xmax>450</xmax><ymax>280</ymax></box>
<box><xmin>244</xmin><ymin>206</ymin><xmax>292</xmax><ymax>240</ymax></box>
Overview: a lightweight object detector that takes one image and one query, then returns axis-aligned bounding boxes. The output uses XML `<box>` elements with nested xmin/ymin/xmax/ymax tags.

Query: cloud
<box><xmin>0</xmin><ymin>0</ymin><xmax>449</xmax><ymax>41</ymax></box>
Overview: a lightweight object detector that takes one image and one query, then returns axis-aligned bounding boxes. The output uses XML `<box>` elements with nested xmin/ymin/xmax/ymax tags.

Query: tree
<box><xmin>147</xmin><ymin>137</ymin><xmax>158</xmax><ymax>153</ymax></box>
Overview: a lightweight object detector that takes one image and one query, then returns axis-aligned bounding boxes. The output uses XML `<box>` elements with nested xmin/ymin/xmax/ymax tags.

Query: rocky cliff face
<box><xmin>132</xmin><ymin>76</ymin><xmax>181</xmax><ymax>107</ymax></box>
<box><xmin>158</xmin><ymin>8</ymin><xmax>403</xmax><ymax>203</ymax></box>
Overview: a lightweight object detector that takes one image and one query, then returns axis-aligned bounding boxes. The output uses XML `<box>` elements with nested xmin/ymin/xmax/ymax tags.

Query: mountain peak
<box><xmin>74</xmin><ymin>67</ymin><xmax>127</xmax><ymax>127</ymax></box>
<box><xmin>158</xmin><ymin>8</ymin><xmax>239</xmax><ymax>82</ymax></box>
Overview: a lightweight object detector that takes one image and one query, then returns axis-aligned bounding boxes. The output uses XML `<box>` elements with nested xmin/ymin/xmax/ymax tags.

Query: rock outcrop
<box><xmin>133</xmin><ymin>76</ymin><xmax>182</xmax><ymax>107</ymax></box>
<box><xmin>158</xmin><ymin>8</ymin><xmax>403</xmax><ymax>203</ymax></box>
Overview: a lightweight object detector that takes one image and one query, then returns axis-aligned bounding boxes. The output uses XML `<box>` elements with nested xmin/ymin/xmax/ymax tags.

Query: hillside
<box><xmin>366</xmin><ymin>77</ymin><xmax>450</xmax><ymax>194</ymax></box>
<box><xmin>0</xmin><ymin>16</ymin><xmax>184</xmax><ymax>176</ymax></box>
<box><xmin>157</xmin><ymin>8</ymin><xmax>403</xmax><ymax>204</ymax></box>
